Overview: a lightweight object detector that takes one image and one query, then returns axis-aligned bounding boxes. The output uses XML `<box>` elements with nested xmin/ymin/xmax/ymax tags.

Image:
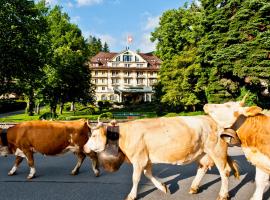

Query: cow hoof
<box><xmin>8</xmin><ymin>172</ymin><xmax>16</xmax><ymax>176</ymax></box>
<box><xmin>161</xmin><ymin>183</ymin><xmax>168</xmax><ymax>194</ymax></box>
<box><xmin>27</xmin><ymin>175</ymin><xmax>35</xmax><ymax>179</ymax></box>
<box><xmin>189</xmin><ymin>187</ymin><xmax>198</xmax><ymax>194</ymax></box>
<box><xmin>94</xmin><ymin>170</ymin><xmax>100</xmax><ymax>177</ymax></box>
<box><xmin>71</xmin><ymin>170</ymin><xmax>79</xmax><ymax>175</ymax></box>
<box><xmin>216</xmin><ymin>195</ymin><xmax>229</xmax><ymax>200</ymax></box>
<box><xmin>124</xmin><ymin>196</ymin><xmax>135</xmax><ymax>200</ymax></box>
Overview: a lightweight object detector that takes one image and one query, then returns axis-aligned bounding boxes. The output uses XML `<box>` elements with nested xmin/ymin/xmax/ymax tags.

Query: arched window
<box><xmin>101</xmin><ymin>94</ymin><xmax>107</xmax><ymax>100</ymax></box>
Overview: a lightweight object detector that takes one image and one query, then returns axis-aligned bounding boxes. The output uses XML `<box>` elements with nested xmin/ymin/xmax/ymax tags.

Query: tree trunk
<box><xmin>36</xmin><ymin>103</ymin><xmax>40</xmax><ymax>114</ymax></box>
<box><xmin>50</xmin><ymin>104</ymin><xmax>57</xmax><ymax>118</ymax></box>
<box><xmin>28</xmin><ymin>92</ymin><xmax>35</xmax><ymax>116</ymax></box>
<box><xmin>70</xmin><ymin>101</ymin><xmax>75</xmax><ymax>112</ymax></box>
<box><xmin>192</xmin><ymin>105</ymin><xmax>196</xmax><ymax>112</ymax></box>
<box><xmin>59</xmin><ymin>102</ymin><xmax>64</xmax><ymax>115</ymax></box>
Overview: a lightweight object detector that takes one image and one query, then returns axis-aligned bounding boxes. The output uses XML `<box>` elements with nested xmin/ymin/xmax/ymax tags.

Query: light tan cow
<box><xmin>84</xmin><ymin>116</ymin><xmax>239</xmax><ymax>200</ymax></box>
<box><xmin>204</xmin><ymin>96</ymin><xmax>270</xmax><ymax>200</ymax></box>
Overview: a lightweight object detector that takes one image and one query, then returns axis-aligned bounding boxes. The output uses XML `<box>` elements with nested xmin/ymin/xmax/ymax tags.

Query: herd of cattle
<box><xmin>0</xmin><ymin>96</ymin><xmax>269</xmax><ymax>200</ymax></box>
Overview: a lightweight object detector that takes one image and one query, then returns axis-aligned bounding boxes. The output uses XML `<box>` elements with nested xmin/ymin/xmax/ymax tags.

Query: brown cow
<box><xmin>204</xmin><ymin>96</ymin><xmax>270</xmax><ymax>200</ymax></box>
<box><xmin>84</xmin><ymin>116</ymin><xmax>239</xmax><ymax>200</ymax></box>
<box><xmin>0</xmin><ymin>120</ymin><xmax>99</xmax><ymax>179</ymax></box>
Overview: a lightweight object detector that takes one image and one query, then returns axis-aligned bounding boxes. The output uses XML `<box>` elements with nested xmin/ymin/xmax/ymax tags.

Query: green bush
<box><xmin>99</xmin><ymin>112</ymin><xmax>113</xmax><ymax>120</ymax></box>
<box><xmin>39</xmin><ymin>112</ymin><xmax>58</xmax><ymax>120</ymax></box>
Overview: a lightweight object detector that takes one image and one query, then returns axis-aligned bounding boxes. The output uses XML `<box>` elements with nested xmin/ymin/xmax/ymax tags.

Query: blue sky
<box><xmin>45</xmin><ymin>0</ymin><xmax>189</xmax><ymax>52</ymax></box>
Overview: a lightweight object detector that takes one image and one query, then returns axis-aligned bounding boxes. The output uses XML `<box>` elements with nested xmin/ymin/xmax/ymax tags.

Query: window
<box><xmin>123</xmin><ymin>55</ymin><xmax>132</xmax><ymax>62</ymax></box>
<box><xmin>102</xmin><ymin>86</ymin><xmax>106</xmax><ymax>91</ymax></box>
<box><xmin>112</xmin><ymin>71</ymin><xmax>119</xmax><ymax>76</ymax></box>
<box><xmin>95</xmin><ymin>71</ymin><xmax>98</xmax><ymax>75</ymax></box>
<box><xmin>101</xmin><ymin>71</ymin><xmax>106</xmax><ymax>75</ymax></box>
<box><xmin>112</xmin><ymin>78</ymin><xmax>119</xmax><ymax>84</ymax></box>
<box><xmin>124</xmin><ymin>71</ymin><xmax>130</xmax><ymax>76</ymax></box>
<box><xmin>101</xmin><ymin>79</ymin><xmax>105</xmax><ymax>83</ymax></box>
<box><xmin>101</xmin><ymin>94</ymin><xmax>107</xmax><ymax>100</ymax></box>
<box><xmin>137</xmin><ymin>79</ymin><xmax>144</xmax><ymax>85</ymax></box>
<box><xmin>150</xmin><ymin>72</ymin><xmax>153</xmax><ymax>76</ymax></box>
<box><xmin>137</xmin><ymin>72</ymin><xmax>143</xmax><ymax>77</ymax></box>
<box><xmin>124</xmin><ymin>78</ymin><xmax>131</xmax><ymax>84</ymax></box>
<box><xmin>116</xmin><ymin>56</ymin><xmax>120</xmax><ymax>61</ymax></box>
<box><xmin>137</xmin><ymin>64</ymin><xmax>143</xmax><ymax>68</ymax></box>
<box><xmin>124</xmin><ymin>63</ymin><xmax>131</xmax><ymax>68</ymax></box>
<box><xmin>135</xmin><ymin>56</ymin><xmax>139</xmax><ymax>62</ymax></box>
<box><xmin>94</xmin><ymin>79</ymin><xmax>98</xmax><ymax>84</ymax></box>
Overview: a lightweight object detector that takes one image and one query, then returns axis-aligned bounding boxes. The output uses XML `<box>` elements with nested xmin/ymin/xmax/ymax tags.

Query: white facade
<box><xmin>89</xmin><ymin>50</ymin><xmax>161</xmax><ymax>103</ymax></box>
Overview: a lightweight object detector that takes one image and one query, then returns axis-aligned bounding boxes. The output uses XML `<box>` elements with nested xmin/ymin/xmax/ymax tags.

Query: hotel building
<box><xmin>87</xmin><ymin>50</ymin><xmax>161</xmax><ymax>103</ymax></box>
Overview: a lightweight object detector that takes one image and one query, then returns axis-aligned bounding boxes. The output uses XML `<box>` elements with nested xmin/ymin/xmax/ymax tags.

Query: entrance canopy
<box><xmin>114</xmin><ymin>86</ymin><xmax>153</xmax><ymax>94</ymax></box>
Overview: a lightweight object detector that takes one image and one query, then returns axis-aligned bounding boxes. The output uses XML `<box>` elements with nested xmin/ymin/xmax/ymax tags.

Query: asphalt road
<box><xmin>0</xmin><ymin>147</ymin><xmax>269</xmax><ymax>200</ymax></box>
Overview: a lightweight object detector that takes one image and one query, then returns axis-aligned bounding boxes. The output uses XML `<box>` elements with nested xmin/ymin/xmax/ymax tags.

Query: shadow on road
<box><xmin>138</xmin><ymin>154</ymin><xmax>257</xmax><ymax>199</ymax></box>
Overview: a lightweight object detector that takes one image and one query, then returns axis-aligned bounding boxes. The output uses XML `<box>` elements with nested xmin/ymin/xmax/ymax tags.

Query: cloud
<box><xmin>76</xmin><ymin>0</ymin><xmax>103</xmax><ymax>6</ymax></box>
<box><xmin>70</xmin><ymin>16</ymin><xmax>80</xmax><ymax>24</ymax></box>
<box><xmin>137</xmin><ymin>33</ymin><xmax>156</xmax><ymax>53</ymax></box>
<box><xmin>45</xmin><ymin>0</ymin><xmax>57</xmax><ymax>5</ymax></box>
<box><xmin>97</xmin><ymin>34</ymin><xmax>117</xmax><ymax>47</ymax></box>
<box><xmin>144</xmin><ymin>16</ymin><xmax>160</xmax><ymax>31</ymax></box>
<box><xmin>66</xmin><ymin>1</ymin><xmax>74</xmax><ymax>8</ymax></box>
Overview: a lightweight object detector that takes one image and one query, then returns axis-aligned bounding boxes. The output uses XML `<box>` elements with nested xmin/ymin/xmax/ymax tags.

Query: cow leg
<box><xmin>125</xmin><ymin>163</ymin><xmax>143</xmax><ymax>200</ymax></box>
<box><xmin>87</xmin><ymin>151</ymin><xmax>100</xmax><ymax>177</ymax></box>
<box><xmin>143</xmin><ymin>162</ymin><xmax>168</xmax><ymax>193</ymax></box>
<box><xmin>24</xmin><ymin>151</ymin><xmax>36</xmax><ymax>179</ymax></box>
<box><xmin>189</xmin><ymin>165</ymin><xmax>208</xmax><ymax>194</ymax></box>
<box><xmin>8</xmin><ymin>156</ymin><xmax>24</xmax><ymax>176</ymax></box>
<box><xmin>206</xmin><ymin>151</ymin><xmax>230</xmax><ymax>200</ymax></box>
<box><xmin>71</xmin><ymin>152</ymin><xmax>86</xmax><ymax>175</ymax></box>
<box><xmin>189</xmin><ymin>154</ymin><xmax>214</xmax><ymax>194</ymax></box>
<box><xmin>250</xmin><ymin>167</ymin><xmax>269</xmax><ymax>200</ymax></box>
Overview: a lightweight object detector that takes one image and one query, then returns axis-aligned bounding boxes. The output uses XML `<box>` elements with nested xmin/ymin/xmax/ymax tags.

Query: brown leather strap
<box><xmin>1</xmin><ymin>129</ymin><xmax>8</xmax><ymax>146</ymax></box>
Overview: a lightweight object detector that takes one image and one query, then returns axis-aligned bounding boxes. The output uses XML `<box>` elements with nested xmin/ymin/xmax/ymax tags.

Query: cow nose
<box><xmin>203</xmin><ymin>105</ymin><xmax>209</xmax><ymax>113</ymax></box>
<box><xmin>83</xmin><ymin>145</ymin><xmax>90</xmax><ymax>153</ymax></box>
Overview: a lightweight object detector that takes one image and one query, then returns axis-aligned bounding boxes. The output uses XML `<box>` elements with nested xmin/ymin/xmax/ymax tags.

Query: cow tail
<box><xmin>227</xmin><ymin>156</ymin><xmax>240</xmax><ymax>179</ymax></box>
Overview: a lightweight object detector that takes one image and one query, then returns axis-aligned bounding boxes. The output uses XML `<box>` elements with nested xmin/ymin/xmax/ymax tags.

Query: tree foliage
<box><xmin>152</xmin><ymin>0</ymin><xmax>270</xmax><ymax>110</ymax></box>
<box><xmin>0</xmin><ymin>0</ymin><xmax>49</xmax><ymax>115</ymax></box>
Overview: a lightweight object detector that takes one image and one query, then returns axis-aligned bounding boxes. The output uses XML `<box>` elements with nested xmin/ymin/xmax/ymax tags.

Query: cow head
<box><xmin>203</xmin><ymin>94</ymin><xmax>262</xmax><ymax>144</ymax></box>
<box><xmin>84</xmin><ymin>122</ymin><xmax>107</xmax><ymax>153</ymax></box>
<box><xmin>204</xmin><ymin>94</ymin><xmax>262</xmax><ymax>128</ymax></box>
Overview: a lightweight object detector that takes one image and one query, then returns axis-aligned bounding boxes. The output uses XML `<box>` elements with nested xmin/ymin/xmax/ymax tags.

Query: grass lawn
<box><xmin>0</xmin><ymin>102</ymin><xmax>205</xmax><ymax>123</ymax></box>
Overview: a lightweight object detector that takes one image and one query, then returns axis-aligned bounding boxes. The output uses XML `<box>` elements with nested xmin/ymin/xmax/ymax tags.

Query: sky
<box><xmin>44</xmin><ymin>0</ymin><xmax>189</xmax><ymax>53</ymax></box>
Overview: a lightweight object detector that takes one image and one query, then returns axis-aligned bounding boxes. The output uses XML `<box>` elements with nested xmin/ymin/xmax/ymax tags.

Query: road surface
<box><xmin>0</xmin><ymin>147</ymin><xmax>269</xmax><ymax>200</ymax></box>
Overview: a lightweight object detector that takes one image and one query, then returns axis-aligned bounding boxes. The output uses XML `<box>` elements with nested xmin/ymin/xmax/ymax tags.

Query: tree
<box><xmin>0</xmin><ymin>0</ymin><xmax>49</xmax><ymax>115</ymax></box>
<box><xmin>103</xmin><ymin>42</ymin><xmax>110</xmax><ymax>52</ymax></box>
<box><xmin>151</xmin><ymin>3</ymin><xmax>205</xmax><ymax>111</ymax></box>
<box><xmin>86</xmin><ymin>36</ymin><xmax>103</xmax><ymax>58</ymax></box>
<box><xmin>199</xmin><ymin>0</ymin><xmax>270</xmax><ymax>106</ymax></box>
<box><xmin>42</xmin><ymin>6</ymin><xmax>94</xmax><ymax>115</ymax></box>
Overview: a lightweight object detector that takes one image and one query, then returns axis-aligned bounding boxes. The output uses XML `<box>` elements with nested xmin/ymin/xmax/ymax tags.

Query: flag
<box><xmin>127</xmin><ymin>35</ymin><xmax>133</xmax><ymax>44</ymax></box>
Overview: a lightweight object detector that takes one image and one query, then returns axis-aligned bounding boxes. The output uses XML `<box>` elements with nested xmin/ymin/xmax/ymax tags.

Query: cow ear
<box><xmin>220</xmin><ymin>129</ymin><xmax>240</xmax><ymax>145</ymax></box>
<box><xmin>243</xmin><ymin>106</ymin><xmax>262</xmax><ymax>117</ymax></box>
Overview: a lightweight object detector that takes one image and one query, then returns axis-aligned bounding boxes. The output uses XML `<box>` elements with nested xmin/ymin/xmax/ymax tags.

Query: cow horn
<box><xmin>240</xmin><ymin>93</ymin><xmax>248</xmax><ymax>106</ymax></box>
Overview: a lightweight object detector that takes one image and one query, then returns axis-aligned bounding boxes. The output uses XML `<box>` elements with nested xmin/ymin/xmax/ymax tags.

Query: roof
<box><xmin>89</xmin><ymin>51</ymin><xmax>161</xmax><ymax>68</ymax></box>
<box><xmin>90</xmin><ymin>52</ymin><xmax>117</xmax><ymax>65</ymax></box>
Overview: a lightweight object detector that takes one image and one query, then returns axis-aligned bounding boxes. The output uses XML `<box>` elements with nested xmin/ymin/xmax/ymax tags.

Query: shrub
<box><xmin>39</xmin><ymin>112</ymin><xmax>58</xmax><ymax>120</ymax></box>
<box><xmin>99</xmin><ymin>112</ymin><xmax>113</xmax><ymax>120</ymax></box>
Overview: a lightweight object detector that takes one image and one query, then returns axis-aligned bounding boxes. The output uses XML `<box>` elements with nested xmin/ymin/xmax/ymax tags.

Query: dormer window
<box><xmin>123</xmin><ymin>54</ymin><xmax>132</xmax><ymax>62</ymax></box>
<box><xmin>116</xmin><ymin>56</ymin><xmax>120</xmax><ymax>62</ymax></box>
<box><xmin>135</xmin><ymin>56</ymin><xmax>139</xmax><ymax>62</ymax></box>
